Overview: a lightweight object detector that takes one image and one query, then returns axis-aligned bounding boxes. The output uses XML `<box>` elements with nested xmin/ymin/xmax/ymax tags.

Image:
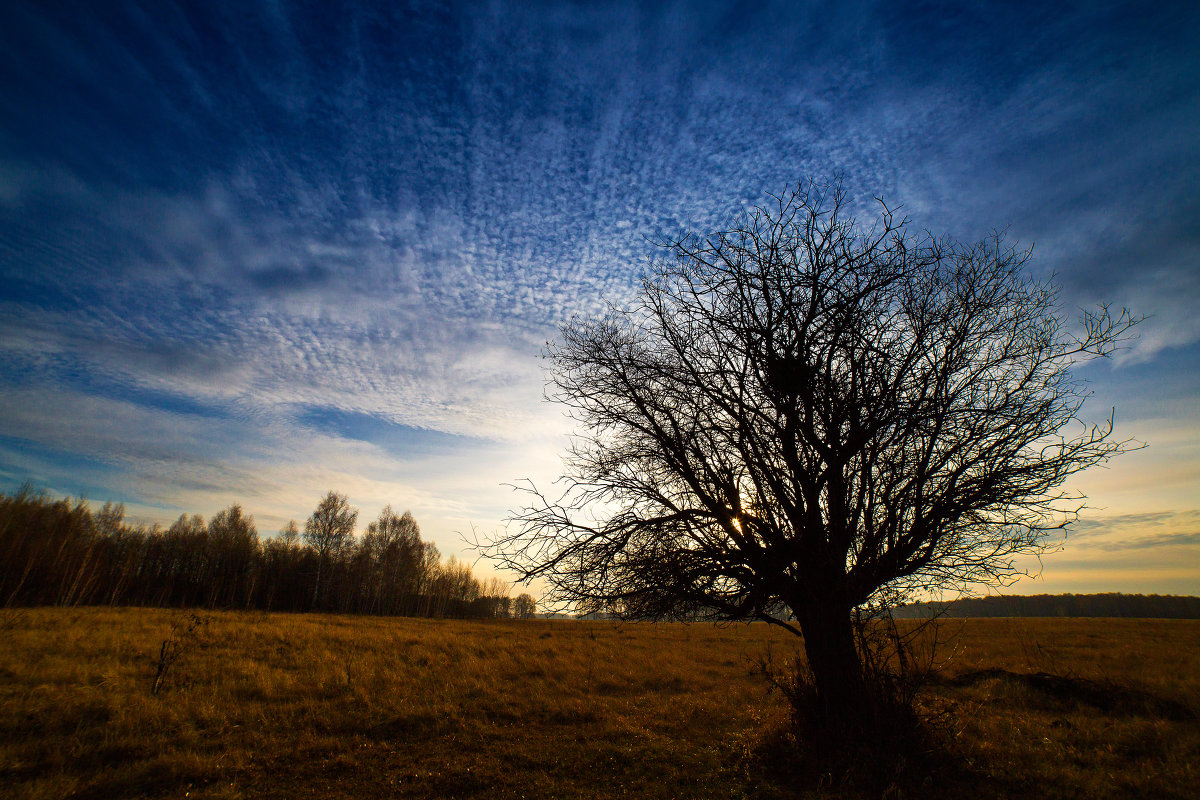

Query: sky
<box><xmin>0</xmin><ymin>0</ymin><xmax>1197</xmax><ymax>596</ymax></box>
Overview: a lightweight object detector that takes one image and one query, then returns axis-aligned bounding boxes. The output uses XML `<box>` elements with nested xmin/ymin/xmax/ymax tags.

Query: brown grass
<box><xmin>0</xmin><ymin>609</ymin><xmax>1196</xmax><ymax>799</ymax></box>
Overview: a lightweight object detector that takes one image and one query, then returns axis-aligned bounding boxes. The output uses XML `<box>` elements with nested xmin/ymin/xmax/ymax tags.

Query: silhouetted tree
<box><xmin>304</xmin><ymin>491</ymin><xmax>357</xmax><ymax>609</ymax></box>
<box><xmin>514</xmin><ymin>593</ymin><xmax>536</xmax><ymax>619</ymax></box>
<box><xmin>485</xmin><ymin>180</ymin><xmax>1138</xmax><ymax>729</ymax></box>
<box><xmin>206</xmin><ymin>504</ymin><xmax>258</xmax><ymax>608</ymax></box>
<box><xmin>279</xmin><ymin>520</ymin><xmax>300</xmax><ymax>547</ymax></box>
<box><xmin>477</xmin><ymin>577</ymin><xmax>513</xmax><ymax>618</ymax></box>
<box><xmin>362</xmin><ymin>506</ymin><xmax>424</xmax><ymax>614</ymax></box>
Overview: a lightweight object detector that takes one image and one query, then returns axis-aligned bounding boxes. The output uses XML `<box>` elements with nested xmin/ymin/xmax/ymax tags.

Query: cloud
<box><xmin>1</xmin><ymin>1</ymin><xmax>1197</xmax><ymax>590</ymax></box>
<box><xmin>1066</xmin><ymin>510</ymin><xmax>1200</xmax><ymax>553</ymax></box>
<box><xmin>0</xmin><ymin>383</ymin><xmax>567</xmax><ymax>558</ymax></box>
<box><xmin>1081</xmin><ymin>531</ymin><xmax>1200</xmax><ymax>552</ymax></box>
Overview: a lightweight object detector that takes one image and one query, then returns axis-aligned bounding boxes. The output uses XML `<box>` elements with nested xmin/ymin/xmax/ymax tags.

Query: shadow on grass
<box><xmin>938</xmin><ymin>669</ymin><xmax>1197</xmax><ymax>721</ymax></box>
<box><xmin>739</xmin><ymin>715</ymin><xmax>985</xmax><ymax>800</ymax></box>
<box><xmin>737</xmin><ymin>670</ymin><xmax>1198</xmax><ymax>799</ymax></box>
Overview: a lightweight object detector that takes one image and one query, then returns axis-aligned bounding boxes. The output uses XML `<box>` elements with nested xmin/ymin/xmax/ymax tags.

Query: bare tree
<box><xmin>485</xmin><ymin>180</ymin><xmax>1138</xmax><ymax>726</ymax></box>
<box><xmin>206</xmin><ymin>504</ymin><xmax>258</xmax><ymax>608</ymax></box>
<box><xmin>362</xmin><ymin>506</ymin><xmax>425</xmax><ymax>614</ymax></box>
<box><xmin>304</xmin><ymin>491</ymin><xmax>357</xmax><ymax>609</ymax></box>
<box><xmin>513</xmin><ymin>593</ymin><xmax>537</xmax><ymax>619</ymax></box>
<box><xmin>278</xmin><ymin>520</ymin><xmax>300</xmax><ymax>547</ymax></box>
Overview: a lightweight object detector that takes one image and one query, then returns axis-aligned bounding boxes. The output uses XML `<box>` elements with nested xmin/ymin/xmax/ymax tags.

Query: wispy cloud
<box><xmin>1</xmin><ymin>1</ymin><xmax>1197</xmax><ymax>586</ymax></box>
<box><xmin>1064</xmin><ymin>510</ymin><xmax>1200</xmax><ymax>552</ymax></box>
<box><xmin>1081</xmin><ymin>531</ymin><xmax>1200</xmax><ymax>552</ymax></box>
<box><xmin>1071</xmin><ymin>510</ymin><xmax>1200</xmax><ymax>531</ymax></box>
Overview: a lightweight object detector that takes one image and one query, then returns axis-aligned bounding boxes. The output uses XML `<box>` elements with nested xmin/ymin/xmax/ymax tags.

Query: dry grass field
<box><xmin>1</xmin><ymin>608</ymin><xmax>1197</xmax><ymax>799</ymax></box>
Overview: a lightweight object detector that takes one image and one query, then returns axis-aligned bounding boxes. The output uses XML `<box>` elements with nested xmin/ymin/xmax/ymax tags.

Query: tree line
<box><xmin>0</xmin><ymin>486</ymin><xmax>537</xmax><ymax>619</ymax></box>
<box><xmin>892</xmin><ymin>593</ymin><xmax>1200</xmax><ymax>619</ymax></box>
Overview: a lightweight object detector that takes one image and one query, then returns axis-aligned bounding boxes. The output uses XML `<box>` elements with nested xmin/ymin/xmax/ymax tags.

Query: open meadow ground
<box><xmin>1</xmin><ymin>609</ymin><xmax>1197</xmax><ymax>799</ymax></box>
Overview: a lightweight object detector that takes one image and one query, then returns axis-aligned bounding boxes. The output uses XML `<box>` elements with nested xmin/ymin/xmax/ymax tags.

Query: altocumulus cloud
<box><xmin>0</xmin><ymin>1</ymin><xmax>1198</xmax><ymax>575</ymax></box>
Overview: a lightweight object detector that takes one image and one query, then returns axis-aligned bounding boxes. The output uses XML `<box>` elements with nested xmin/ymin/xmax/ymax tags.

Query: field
<box><xmin>1</xmin><ymin>609</ymin><xmax>1197</xmax><ymax>799</ymax></box>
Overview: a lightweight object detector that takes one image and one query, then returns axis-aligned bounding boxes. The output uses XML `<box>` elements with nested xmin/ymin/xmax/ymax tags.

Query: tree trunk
<box><xmin>797</xmin><ymin>601</ymin><xmax>866</xmax><ymax>729</ymax></box>
<box><xmin>312</xmin><ymin>557</ymin><xmax>323</xmax><ymax>610</ymax></box>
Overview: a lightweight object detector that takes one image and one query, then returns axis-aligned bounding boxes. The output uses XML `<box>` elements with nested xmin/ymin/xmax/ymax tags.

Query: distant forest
<box><xmin>6</xmin><ymin>486</ymin><xmax>1193</xmax><ymax>622</ymax></box>
<box><xmin>893</xmin><ymin>594</ymin><xmax>1200</xmax><ymax>619</ymax></box>
<box><xmin>0</xmin><ymin>486</ymin><xmax>535</xmax><ymax>619</ymax></box>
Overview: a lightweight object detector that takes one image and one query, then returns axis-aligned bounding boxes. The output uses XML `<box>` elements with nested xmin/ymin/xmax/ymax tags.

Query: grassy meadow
<box><xmin>1</xmin><ymin>608</ymin><xmax>1197</xmax><ymax>799</ymax></box>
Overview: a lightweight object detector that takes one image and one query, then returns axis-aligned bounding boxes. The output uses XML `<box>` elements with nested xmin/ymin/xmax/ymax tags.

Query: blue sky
<box><xmin>1</xmin><ymin>0</ymin><xmax>1197</xmax><ymax>594</ymax></box>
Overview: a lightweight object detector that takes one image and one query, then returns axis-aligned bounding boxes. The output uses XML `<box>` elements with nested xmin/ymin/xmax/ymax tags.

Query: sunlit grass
<box><xmin>1</xmin><ymin>609</ymin><xmax>1196</xmax><ymax>798</ymax></box>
